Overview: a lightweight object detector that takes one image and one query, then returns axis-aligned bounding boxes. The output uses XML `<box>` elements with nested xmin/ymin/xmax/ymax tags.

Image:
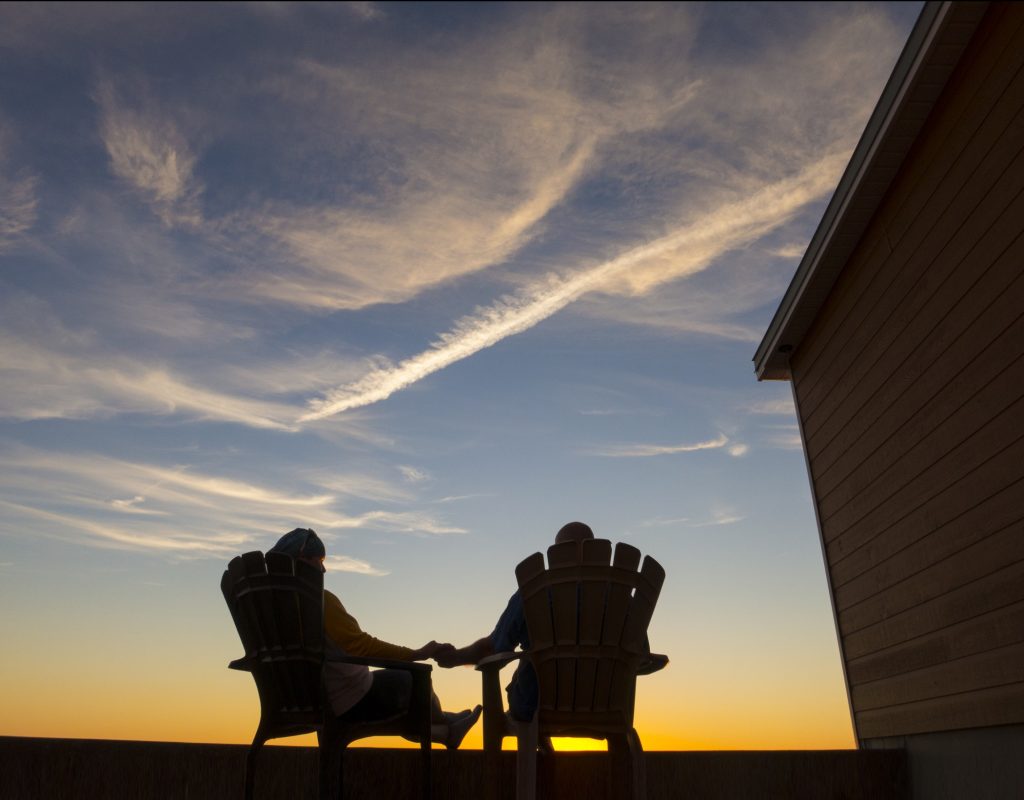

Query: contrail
<box><xmin>588</xmin><ymin>434</ymin><xmax>729</xmax><ymax>457</ymax></box>
<box><xmin>300</xmin><ymin>152</ymin><xmax>845</xmax><ymax>422</ymax></box>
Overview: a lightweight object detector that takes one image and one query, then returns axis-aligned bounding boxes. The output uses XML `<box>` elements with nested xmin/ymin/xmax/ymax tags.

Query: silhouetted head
<box><xmin>554</xmin><ymin>521</ymin><xmax>594</xmax><ymax>545</ymax></box>
<box><xmin>269</xmin><ymin>527</ymin><xmax>326</xmax><ymax>572</ymax></box>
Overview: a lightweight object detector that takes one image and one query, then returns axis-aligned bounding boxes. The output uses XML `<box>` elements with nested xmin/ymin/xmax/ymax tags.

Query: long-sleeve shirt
<box><xmin>324</xmin><ymin>590</ymin><xmax>415</xmax><ymax>660</ymax></box>
<box><xmin>322</xmin><ymin>589</ymin><xmax>414</xmax><ymax>715</ymax></box>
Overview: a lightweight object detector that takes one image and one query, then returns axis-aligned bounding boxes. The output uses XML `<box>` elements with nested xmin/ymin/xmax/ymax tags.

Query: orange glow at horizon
<box><xmin>0</xmin><ymin>676</ymin><xmax>854</xmax><ymax>752</ymax></box>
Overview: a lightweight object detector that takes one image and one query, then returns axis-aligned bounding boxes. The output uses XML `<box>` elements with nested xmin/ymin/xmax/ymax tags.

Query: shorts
<box><xmin>337</xmin><ymin>668</ymin><xmax>413</xmax><ymax>723</ymax></box>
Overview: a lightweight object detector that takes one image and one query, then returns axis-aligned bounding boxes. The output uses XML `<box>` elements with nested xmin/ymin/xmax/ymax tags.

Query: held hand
<box><xmin>409</xmin><ymin>640</ymin><xmax>442</xmax><ymax>661</ymax></box>
<box><xmin>433</xmin><ymin>643</ymin><xmax>459</xmax><ymax>668</ymax></box>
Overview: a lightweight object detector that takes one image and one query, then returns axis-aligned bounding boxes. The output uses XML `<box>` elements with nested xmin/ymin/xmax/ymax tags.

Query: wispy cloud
<box><xmin>588</xmin><ymin>434</ymin><xmax>729</xmax><ymax>458</ymax></box>
<box><xmin>132</xmin><ymin>463</ymin><xmax>334</xmax><ymax>507</ymax></box>
<box><xmin>641</xmin><ymin>517</ymin><xmax>693</xmax><ymax>527</ymax></box>
<box><xmin>398</xmin><ymin>465</ymin><xmax>429</xmax><ymax>484</ymax></box>
<box><xmin>301</xmin><ymin>152</ymin><xmax>845</xmax><ymax>420</ymax></box>
<box><xmin>234</xmin><ymin>8</ymin><xmax>701</xmax><ymax>312</ymax></box>
<box><xmin>325</xmin><ymin>554</ymin><xmax>389</xmax><ymax>576</ymax></box>
<box><xmin>0</xmin><ymin>170</ymin><xmax>37</xmax><ymax>247</ymax></box>
<box><xmin>343</xmin><ymin>2</ymin><xmax>383</xmax><ymax>21</ymax></box>
<box><xmin>3</xmin><ymin>450</ymin><xmax>334</xmax><ymax>508</ymax></box>
<box><xmin>575</xmin><ymin>7</ymin><xmax>905</xmax><ymax>339</ymax></box>
<box><xmin>0</xmin><ymin>447</ymin><xmax>465</xmax><ymax>565</ymax></box>
<box><xmin>110</xmin><ymin>495</ymin><xmax>167</xmax><ymax>516</ymax></box>
<box><xmin>0</xmin><ymin>125</ymin><xmax>38</xmax><ymax>248</ymax></box>
<box><xmin>747</xmin><ymin>397</ymin><xmax>796</xmax><ymax>415</ymax></box>
<box><xmin>640</xmin><ymin>510</ymin><xmax>744</xmax><ymax>529</ymax></box>
<box><xmin>0</xmin><ymin>499</ymin><xmax>248</xmax><ymax>555</ymax></box>
<box><xmin>762</xmin><ymin>427</ymin><xmax>804</xmax><ymax>451</ymax></box>
<box><xmin>0</xmin><ymin>290</ymin><xmax>310</xmax><ymax>431</ymax></box>
<box><xmin>95</xmin><ymin>79</ymin><xmax>201</xmax><ymax>226</ymax></box>
<box><xmin>0</xmin><ymin>335</ymin><xmax>301</xmax><ymax>430</ymax></box>
<box><xmin>2</xmin><ymin>4</ymin><xmax>903</xmax><ymax>442</ymax></box>
<box><xmin>247</xmin><ymin>134</ymin><xmax>599</xmax><ymax>311</ymax></box>
<box><xmin>769</xmin><ymin>243</ymin><xmax>806</xmax><ymax>259</ymax></box>
<box><xmin>433</xmin><ymin>493</ymin><xmax>493</xmax><ymax>504</ymax></box>
<box><xmin>0</xmin><ymin>496</ymin><xmax>405</xmax><ymax>572</ymax></box>
<box><xmin>304</xmin><ymin>510</ymin><xmax>466</xmax><ymax>535</ymax></box>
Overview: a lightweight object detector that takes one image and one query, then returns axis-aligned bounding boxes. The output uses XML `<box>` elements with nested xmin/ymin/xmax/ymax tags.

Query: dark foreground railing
<box><xmin>0</xmin><ymin>737</ymin><xmax>907</xmax><ymax>799</ymax></box>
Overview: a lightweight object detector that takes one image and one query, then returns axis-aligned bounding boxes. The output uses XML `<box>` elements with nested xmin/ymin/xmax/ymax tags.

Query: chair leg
<box><xmin>245</xmin><ymin>730</ymin><xmax>267</xmax><ymax>800</ymax></box>
<box><xmin>483</xmin><ymin>723</ymin><xmax>503</xmax><ymax>800</ymax></box>
<box><xmin>609</xmin><ymin>730</ymin><xmax>646</xmax><ymax>800</ymax></box>
<box><xmin>627</xmin><ymin>729</ymin><xmax>646</xmax><ymax>800</ymax></box>
<box><xmin>481</xmin><ymin>667</ymin><xmax>507</xmax><ymax>800</ymax></box>
<box><xmin>404</xmin><ymin>669</ymin><xmax>432</xmax><ymax>800</ymax></box>
<box><xmin>318</xmin><ymin>730</ymin><xmax>345</xmax><ymax>800</ymax></box>
<box><xmin>420</xmin><ymin>735</ymin><xmax>431</xmax><ymax>800</ymax></box>
<box><xmin>516</xmin><ymin>717</ymin><xmax>538</xmax><ymax>800</ymax></box>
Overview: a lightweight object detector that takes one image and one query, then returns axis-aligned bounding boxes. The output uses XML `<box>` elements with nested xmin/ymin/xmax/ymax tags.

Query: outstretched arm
<box><xmin>435</xmin><ymin>636</ymin><xmax>494</xmax><ymax>667</ymax></box>
<box><xmin>324</xmin><ymin>590</ymin><xmax>441</xmax><ymax>661</ymax></box>
<box><xmin>436</xmin><ymin>591</ymin><xmax>524</xmax><ymax>667</ymax></box>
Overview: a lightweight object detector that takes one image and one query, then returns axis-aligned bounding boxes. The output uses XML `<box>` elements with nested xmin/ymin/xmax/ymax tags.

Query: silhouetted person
<box><xmin>435</xmin><ymin>521</ymin><xmax>600</xmax><ymax>721</ymax></box>
<box><xmin>270</xmin><ymin>528</ymin><xmax>480</xmax><ymax>748</ymax></box>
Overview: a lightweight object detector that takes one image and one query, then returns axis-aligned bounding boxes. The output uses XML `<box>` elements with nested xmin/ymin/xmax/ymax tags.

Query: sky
<box><xmin>0</xmin><ymin>1</ymin><xmax>923</xmax><ymax>750</ymax></box>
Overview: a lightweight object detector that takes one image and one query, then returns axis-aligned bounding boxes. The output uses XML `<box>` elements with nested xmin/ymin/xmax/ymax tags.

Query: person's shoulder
<box><xmin>324</xmin><ymin>589</ymin><xmax>346</xmax><ymax>608</ymax></box>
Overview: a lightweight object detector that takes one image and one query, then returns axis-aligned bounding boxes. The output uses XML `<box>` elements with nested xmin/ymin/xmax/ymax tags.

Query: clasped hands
<box><xmin>409</xmin><ymin>640</ymin><xmax>462</xmax><ymax>668</ymax></box>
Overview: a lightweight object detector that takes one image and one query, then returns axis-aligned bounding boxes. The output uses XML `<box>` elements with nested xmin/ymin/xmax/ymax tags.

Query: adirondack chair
<box><xmin>476</xmin><ymin>539</ymin><xmax>668</xmax><ymax>800</ymax></box>
<box><xmin>221</xmin><ymin>550</ymin><xmax>433</xmax><ymax>800</ymax></box>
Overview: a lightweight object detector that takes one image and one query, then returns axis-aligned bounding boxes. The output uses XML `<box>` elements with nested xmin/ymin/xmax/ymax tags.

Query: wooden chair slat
<box><xmin>241</xmin><ymin>550</ymin><xmax>268</xmax><ymax>576</ymax></box>
<box><xmin>601</xmin><ymin>571</ymin><xmax>633</xmax><ymax>647</ymax></box>
<box><xmin>296</xmin><ymin>559</ymin><xmax>324</xmax><ymax>652</ymax></box>
<box><xmin>573</xmin><ymin>658</ymin><xmax>598</xmax><ymax>713</ymax></box>
<box><xmin>606</xmin><ymin>660</ymin><xmax>632</xmax><ymax>718</ymax></box>
<box><xmin>576</xmin><ymin>580</ymin><xmax>604</xmax><ymax>713</ymax></box>
<box><xmin>515</xmin><ymin>551</ymin><xmax>547</xmax><ymax>584</ymax></box>
<box><xmin>246</xmin><ymin>573</ymin><xmax>305</xmax><ymax>710</ymax></box>
<box><xmin>582</xmin><ymin>538</ymin><xmax>612</xmax><ymax>567</ymax></box>
<box><xmin>546</xmin><ymin>544</ymin><xmax>580</xmax><ymax>711</ymax></box>
<box><xmin>229</xmin><ymin>556</ymin><xmax>262</xmax><ymax>658</ymax></box>
<box><xmin>612</xmin><ymin>542</ymin><xmax>641</xmax><ymax>571</ymax></box>
<box><xmin>517</xmin><ymin>553</ymin><xmax>553</xmax><ymax>649</ymax></box>
<box><xmin>579</xmin><ymin>540</ymin><xmax>611</xmax><ymax>645</ymax></box>
<box><xmin>537</xmin><ymin>660</ymin><xmax>559</xmax><ymax>714</ymax></box>
<box><xmin>222</xmin><ymin>557</ymin><xmax>250</xmax><ymax>654</ymax></box>
<box><xmin>574</xmin><ymin>539</ymin><xmax>612</xmax><ymax>713</ymax></box>
<box><xmin>621</xmin><ymin>556</ymin><xmax>665</xmax><ymax>654</ymax></box>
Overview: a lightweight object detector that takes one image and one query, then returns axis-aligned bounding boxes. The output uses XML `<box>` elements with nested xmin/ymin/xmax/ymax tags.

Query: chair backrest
<box><xmin>221</xmin><ymin>550</ymin><xmax>326</xmax><ymax>726</ymax></box>
<box><xmin>515</xmin><ymin>539</ymin><xmax>665</xmax><ymax>731</ymax></box>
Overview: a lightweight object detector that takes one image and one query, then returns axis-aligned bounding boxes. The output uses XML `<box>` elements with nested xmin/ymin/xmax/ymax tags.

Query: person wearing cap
<box><xmin>269</xmin><ymin>528</ymin><xmax>481</xmax><ymax>749</ymax></box>
<box><xmin>433</xmin><ymin>521</ymin><xmax>597</xmax><ymax>722</ymax></box>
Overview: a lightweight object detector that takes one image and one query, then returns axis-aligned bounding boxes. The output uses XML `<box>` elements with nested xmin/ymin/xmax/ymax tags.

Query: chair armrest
<box><xmin>228</xmin><ymin>656</ymin><xmax>257</xmax><ymax>671</ymax></box>
<box><xmin>637</xmin><ymin>653</ymin><xmax>669</xmax><ymax>675</ymax></box>
<box><xmin>326</xmin><ymin>654</ymin><xmax>432</xmax><ymax>672</ymax></box>
<box><xmin>475</xmin><ymin>651</ymin><xmax>522</xmax><ymax>672</ymax></box>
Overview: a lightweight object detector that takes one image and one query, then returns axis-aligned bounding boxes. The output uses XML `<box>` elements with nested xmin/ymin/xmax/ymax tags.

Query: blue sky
<box><xmin>0</xmin><ymin>1</ymin><xmax>922</xmax><ymax>748</ymax></box>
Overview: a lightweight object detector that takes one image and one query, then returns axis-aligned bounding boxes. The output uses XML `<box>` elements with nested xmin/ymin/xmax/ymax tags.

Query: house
<box><xmin>754</xmin><ymin>2</ymin><xmax>1024</xmax><ymax>798</ymax></box>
